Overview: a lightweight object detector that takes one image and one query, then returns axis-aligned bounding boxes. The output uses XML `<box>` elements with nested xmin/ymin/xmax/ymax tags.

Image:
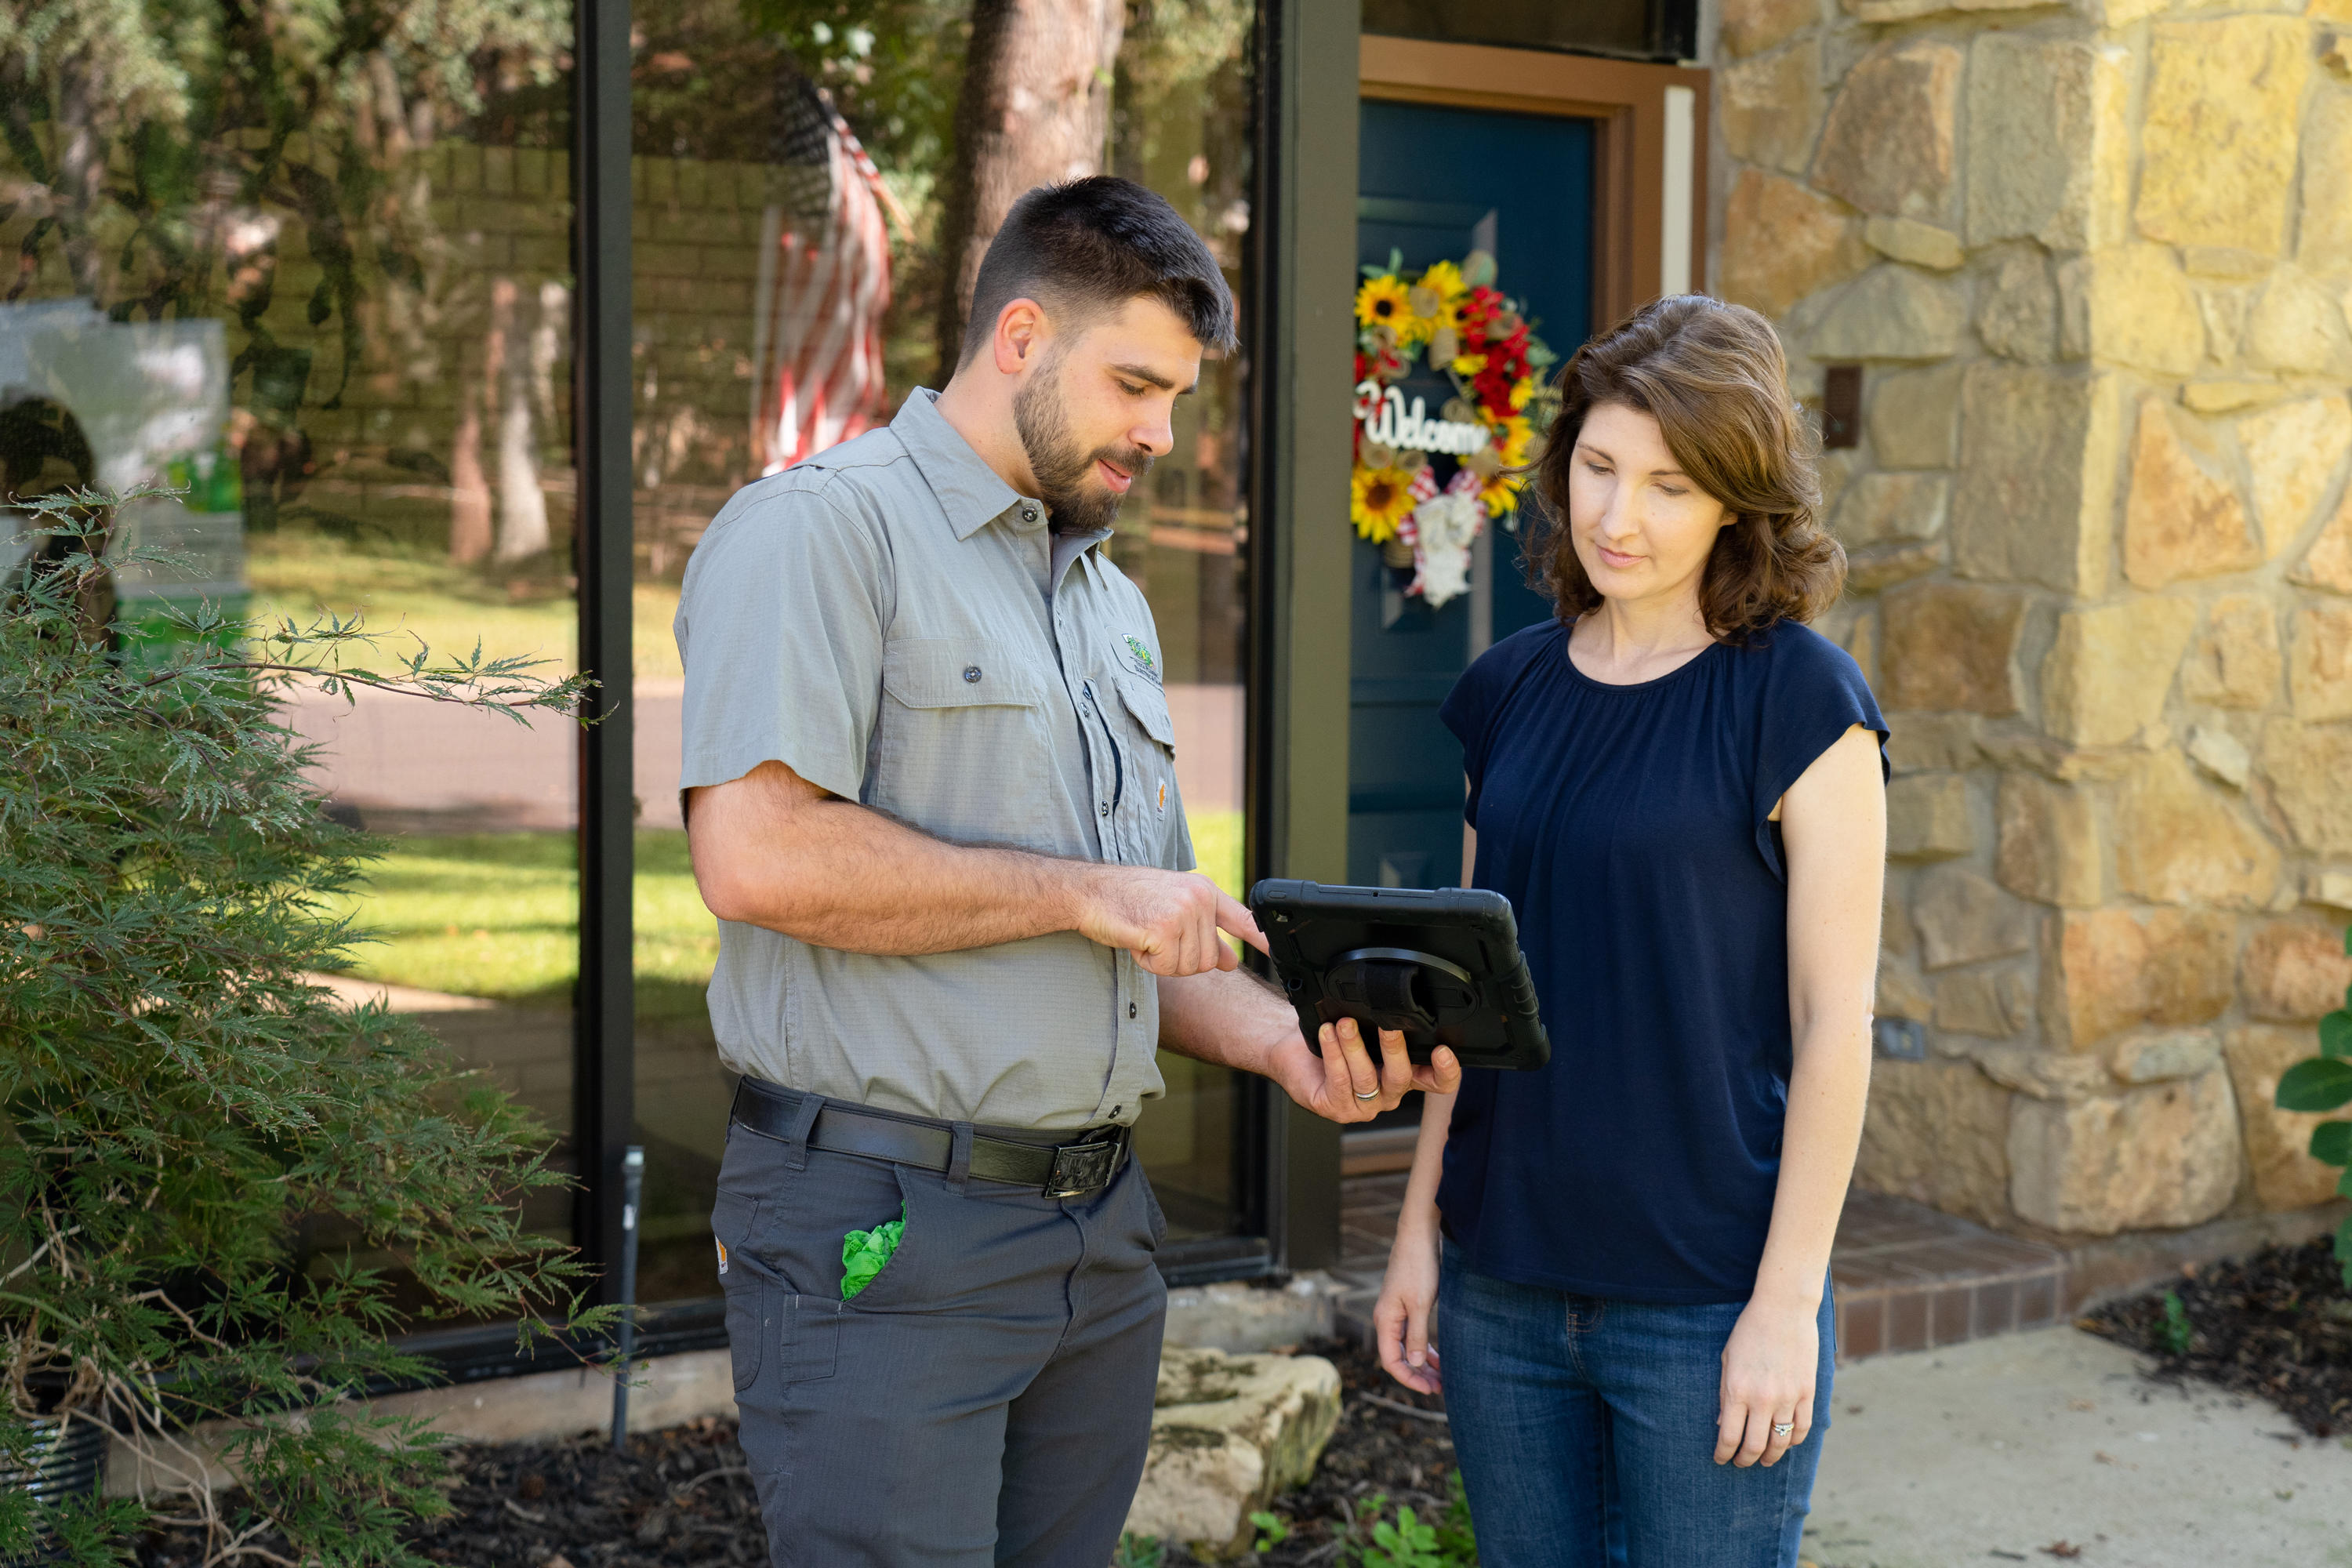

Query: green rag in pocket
<box><xmin>840</xmin><ymin>1203</ymin><xmax>906</xmax><ymax>1301</ymax></box>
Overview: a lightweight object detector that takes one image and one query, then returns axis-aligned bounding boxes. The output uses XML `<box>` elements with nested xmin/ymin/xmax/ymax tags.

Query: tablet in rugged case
<box><xmin>1247</xmin><ymin>879</ymin><xmax>1551</xmax><ymax>1073</ymax></box>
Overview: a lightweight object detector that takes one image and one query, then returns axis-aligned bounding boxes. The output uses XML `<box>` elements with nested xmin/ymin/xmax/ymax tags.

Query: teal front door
<box><xmin>1348</xmin><ymin>100</ymin><xmax>1597</xmax><ymax>891</ymax></box>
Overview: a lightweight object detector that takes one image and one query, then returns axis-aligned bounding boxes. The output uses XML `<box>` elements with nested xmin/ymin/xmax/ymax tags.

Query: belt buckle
<box><xmin>1043</xmin><ymin>1135</ymin><xmax>1120</xmax><ymax>1198</ymax></box>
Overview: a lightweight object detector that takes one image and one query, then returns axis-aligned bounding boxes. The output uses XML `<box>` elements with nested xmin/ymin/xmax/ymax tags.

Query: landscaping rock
<box><xmin>1163</xmin><ymin>1277</ymin><xmax>1338</xmax><ymax>1353</ymax></box>
<box><xmin>1853</xmin><ymin>1057</ymin><xmax>2013</xmax><ymax>1226</ymax></box>
<box><xmin>1123</xmin><ymin>1348</ymin><xmax>1342</xmax><ymax>1561</ymax></box>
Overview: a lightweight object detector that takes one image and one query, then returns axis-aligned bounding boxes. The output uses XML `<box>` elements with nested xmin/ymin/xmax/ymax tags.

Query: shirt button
<box><xmin>1022</xmin><ymin>506</ymin><xmax>1038</xmax><ymax>522</ymax></box>
<box><xmin>963</xmin><ymin>666</ymin><xmax>982</xmax><ymax>683</ymax></box>
<box><xmin>1128</xmin><ymin>1002</ymin><xmax>1138</xmax><ymax>1019</ymax></box>
<box><xmin>1099</xmin><ymin>801</ymin><xmax>1110</xmax><ymax>816</ymax></box>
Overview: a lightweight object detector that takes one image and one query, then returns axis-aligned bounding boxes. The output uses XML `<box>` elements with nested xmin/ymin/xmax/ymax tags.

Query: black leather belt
<box><xmin>728</xmin><ymin>1079</ymin><xmax>1131</xmax><ymax>1198</ymax></box>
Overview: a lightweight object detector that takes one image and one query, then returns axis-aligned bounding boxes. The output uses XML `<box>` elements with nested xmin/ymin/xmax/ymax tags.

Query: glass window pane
<box><xmin>629</xmin><ymin>0</ymin><xmax>1261</xmax><ymax>1301</ymax></box>
<box><xmin>1</xmin><ymin>29</ymin><xmax>581</xmax><ymax>1267</ymax></box>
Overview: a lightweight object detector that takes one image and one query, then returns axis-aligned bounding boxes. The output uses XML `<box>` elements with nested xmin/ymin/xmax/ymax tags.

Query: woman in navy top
<box><xmin>1372</xmin><ymin>296</ymin><xmax>1887</xmax><ymax>1567</ymax></box>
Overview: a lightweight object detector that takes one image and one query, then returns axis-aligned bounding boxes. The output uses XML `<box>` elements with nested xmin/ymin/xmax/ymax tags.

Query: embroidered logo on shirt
<box><xmin>714</xmin><ymin>1238</ymin><xmax>728</xmax><ymax>1276</ymax></box>
<box><xmin>1120</xmin><ymin>633</ymin><xmax>1161</xmax><ymax>683</ymax></box>
<box><xmin>1156</xmin><ymin>779</ymin><xmax>1169</xmax><ymax>816</ymax></box>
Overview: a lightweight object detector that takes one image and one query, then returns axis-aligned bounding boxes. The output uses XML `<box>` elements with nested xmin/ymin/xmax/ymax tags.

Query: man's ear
<box><xmin>991</xmin><ymin>298</ymin><xmax>1049</xmax><ymax>376</ymax></box>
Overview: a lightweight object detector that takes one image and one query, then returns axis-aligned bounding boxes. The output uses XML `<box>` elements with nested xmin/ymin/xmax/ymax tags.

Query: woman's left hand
<box><xmin>1715</xmin><ymin>1294</ymin><xmax>1818</xmax><ymax>1468</ymax></box>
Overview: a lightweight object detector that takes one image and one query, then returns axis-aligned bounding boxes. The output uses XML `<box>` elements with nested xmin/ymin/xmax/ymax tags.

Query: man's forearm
<box><xmin>1153</xmin><ymin>965</ymin><xmax>1297</xmax><ymax>1076</ymax></box>
<box><xmin>694</xmin><ymin>775</ymin><xmax>1091</xmax><ymax>955</ymax></box>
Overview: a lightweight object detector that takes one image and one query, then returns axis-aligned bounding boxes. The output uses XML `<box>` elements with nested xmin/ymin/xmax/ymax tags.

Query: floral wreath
<box><xmin>1349</xmin><ymin>249</ymin><xmax>1558</xmax><ymax>608</ymax></box>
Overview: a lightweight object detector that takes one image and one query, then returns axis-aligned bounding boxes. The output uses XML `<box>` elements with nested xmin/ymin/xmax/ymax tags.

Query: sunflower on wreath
<box><xmin>1349</xmin><ymin>249</ymin><xmax>1559</xmax><ymax>608</ymax></box>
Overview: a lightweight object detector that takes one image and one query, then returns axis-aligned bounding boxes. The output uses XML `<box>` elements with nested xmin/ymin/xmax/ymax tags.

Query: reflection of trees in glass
<box><xmin>1</xmin><ymin>0</ymin><xmax>572</xmax><ymax>568</ymax></box>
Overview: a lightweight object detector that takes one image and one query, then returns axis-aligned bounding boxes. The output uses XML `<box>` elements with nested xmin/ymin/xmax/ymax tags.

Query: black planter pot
<box><xmin>2</xmin><ymin>1416</ymin><xmax>108</xmax><ymax>1566</ymax></box>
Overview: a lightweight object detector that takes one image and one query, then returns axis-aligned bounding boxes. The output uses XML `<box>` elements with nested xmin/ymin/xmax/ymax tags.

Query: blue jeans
<box><xmin>1437</xmin><ymin>1243</ymin><xmax>1834</xmax><ymax>1568</ymax></box>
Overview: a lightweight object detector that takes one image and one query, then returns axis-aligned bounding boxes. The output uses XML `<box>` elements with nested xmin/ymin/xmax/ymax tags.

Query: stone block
<box><xmin>2136</xmin><ymin>18</ymin><xmax>2312</xmax><ymax>254</ymax></box>
<box><xmin>1722</xmin><ymin>47</ymin><xmax>1822</xmax><ymax>176</ymax></box>
<box><xmin>1914</xmin><ymin>866</ymin><xmax>2034</xmax><ymax>969</ymax></box>
<box><xmin>2299</xmin><ymin>92</ymin><xmax>2352</xmax><ymax>270</ymax></box>
<box><xmin>1976</xmin><ymin>248</ymin><xmax>2058</xmax><ymax>365</ymax></box>
<box><xmin>2292</xmin><ymin>489</ymin><xmax>2352</xmax><ymax>594</ymax></box>
<box><xmin>1163</xmin><ymin>1279</ymin><xmax>1339</xmax><ymax>1353</ymax></box>
<box><xmin>2179</xmin><ymin>595</ymin><xmax>2282</xmax><ymax>709</ymax></box>
<box><xmin>1846</xmin><ymin>539</ymin><xmax>1945</xmax><ymax>593</ymax></box>
<box><xmin>2183</xmin><ymin>382</ymin><xmax>2289</xmax><ymax>416</ymax></box>
<box><xmin>1965</xmin><ymin>36</ymin><xmax>2130</xmax><ymax>252</ymax></box>
<box><xmin>1811</xmin><ymin>40</ymin><xmax>1961</xmax><ymax>219</ymax></box>
<box><xmin>1126</xmin><ymin>1349</ymin><xmax>1342</xmax><ymax>1559</ymax></box>
<box><xmin>1853</xmin><ymin>1057</ymin><xmax>2013</xmax><ymax>1227</ymax></box>
<box><xmin>1881</xmin><ymin>582</ymin><xmax>2026</xmax><ymax>714</ymax></box>
<box><xmin>1997</xmin><ymin>773</ymin><xmax>2103</xmax><ymax>907</ymax></box>
<box><xmin>2040</xmin><ymin>906</ymin><xmax>2237</xmax><ymax>1050</ymax></box>
<box><xmin>2223</xmin><ymin>1025</ymin><xmax>2345</xmax><ymax>1210</ymax></box>
<box><xmin>1722</xmin><ymin>0</ymin><xmax>1817</xmax><ymax>57</ymax></box>
<box><xmin>1888</xmin><ymin>772</ymin><xmax>1973</xmax><ymax>860</ymax></box>
<box><xmin>1886</xmin><ymin>712</ymin><xmax>1982</xmax><ymax>773</ymax></box>
<box><xmin>2262</xmin><ymin>720</ymin><xmax>2352</xmax><ymax>855</ymax></box>
<box><xmin>1720</xmin><ymin>169</ymin><xmax>1868</xmax><ymax>319</ymax></box>
<box><xmin>1936</xmin><ymin>970</ymin><xmax>2027</xmax><ymax>1036</ymax></box>
<box><xmin>2246</xmin><ymin>267</ymin><xmax>2352</xmax><ymax>376</ymax></box>
<box><xmin>1811</xmin><ymin>266</ymin><xmax>1966</xmax><ymax>360</ymax></box>
<box><xmin>2290</xmin><ymin>604</ymin><xmax>2352</xmax><ymax>722</ymax></box>
<box><xmin>1952</xmin><ymin>365</ymin><xmax>2122</xmax><ymax>594</ymax></box>
<box><xmin>1878</xmin><ymin>957</ymin><xmax>1933</xmax><ymax>1020</ymax></box>
<box><xmin>2186</xmin><ymin>724</ymin><xmax>2252</xmax><ymax>789</ymax></box>
<box><xmin>2072</xmin><ymin>246</ymin><xmax>2204</xmax><ymax>377</ymax></box>
<box><xmin>2313</xmin><ymin>869</ymin><xmax>2352</xmax><ymax>913</ymax></box>
<box><xmin>2039</xmin><ymin>597</ymin><xmax>2198</xmax><ymax>748</ymax></box>
<box><xmin>2122</xmin><ymin>397</ymin><xmax>2260</xmax><ymax>590</ymax></box>
<box><xmin>2109</xmin><ymin>1030</ymin><xmax>2223</xmax><ymax>1086</ymax></box>
<box><xmin>1864</xmin><ymin>216</ymin><xmax>1964</xmax><ymax>270</ymax></box>
<box><xmin>1973</xmin><ymin>1046</ymin><xmax>2114</xmax><ymax>1103</ymax></box>
<box><xmin>2238</xmin><ymin>397</ymin><xmax>2352</xmax><ymax>559</ymax></box>
<box><xmin>2113</xmin><ymin>749</ymin><xmax>2281</xmax><ymax>908</ymax></box>
<box><xmin>2007</xmin><ymin>1069</ymin><xmax>2241</xmax><ymax>1233</ymax></box>
<box><xmin>1868</xmin><ymin>363</ymin><xmax>1964</xmax><ymax>469</ymax></box>
<box><xmin>1831</xmin><ymin>471</ymin><xmax>1948</xmax><ymax>547</ymax></box>
<box><xmin>2241</xmin><ymin>920</ymin><xmax>2352</xmax><ymax>1021</ymax></box>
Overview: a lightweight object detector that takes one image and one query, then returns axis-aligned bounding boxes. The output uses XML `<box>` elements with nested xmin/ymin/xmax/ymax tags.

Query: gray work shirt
<box><xmin>674</xmin><ymin>389</ymin><xmax>1193</xmax><ymax>1131</ymax></box>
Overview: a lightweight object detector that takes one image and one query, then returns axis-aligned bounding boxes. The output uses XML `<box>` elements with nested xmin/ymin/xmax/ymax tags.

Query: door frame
<box><xmin>1359</xmin><ymin>36</ymin><xmax>1709</xmax><ymax>332</ymax></box>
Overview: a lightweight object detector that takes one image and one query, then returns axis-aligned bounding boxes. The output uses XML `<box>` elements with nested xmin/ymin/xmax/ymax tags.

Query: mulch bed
<box><xmin>2078</xmin><ymin>1236</ymin><xmax>2352</xmax><ymax>1439</ymax></box>
<box><xmin>130</xmin><ymin>1336</ymin><xmax>1461</xmax><ymax>1567</ymax></box>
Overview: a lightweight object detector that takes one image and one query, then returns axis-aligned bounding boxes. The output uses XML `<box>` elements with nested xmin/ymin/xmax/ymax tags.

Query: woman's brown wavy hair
<box><xmin>1524</xmin><ymin>295</ymin><xmax>1844</xmax><ymax>641</ymax></box>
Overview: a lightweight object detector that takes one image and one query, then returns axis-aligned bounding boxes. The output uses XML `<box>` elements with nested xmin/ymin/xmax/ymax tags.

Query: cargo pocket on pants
<box><xmin>785</xmin><ymin>1294</ymin><xmax>840</xmax><ymax>1381</ymax></box>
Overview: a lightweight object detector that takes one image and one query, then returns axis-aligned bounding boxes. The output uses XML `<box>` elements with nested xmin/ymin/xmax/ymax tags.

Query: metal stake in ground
<box><xmin>611</xmin><ymin>1145</ymin><xmax>644</xmax><ymax>1449</ymax></box>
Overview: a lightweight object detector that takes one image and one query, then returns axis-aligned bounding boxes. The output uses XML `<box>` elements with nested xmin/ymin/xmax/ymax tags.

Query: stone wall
<box><xmin>1709</xmin><ymin>0</ymin><xmax>2352</xmax><ymax>1235</ymax></box>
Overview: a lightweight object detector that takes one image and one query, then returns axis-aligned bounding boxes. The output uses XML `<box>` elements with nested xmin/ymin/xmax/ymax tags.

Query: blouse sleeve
<box><xmin>1751</xmin><ymin>625</ymin><xmax>1890</xmax><ymax>877</ymax></box>
<box><xmin>1440</xmin><ymin>626</ymin><xmax>1546</xmax><ymax>831</ymax></box>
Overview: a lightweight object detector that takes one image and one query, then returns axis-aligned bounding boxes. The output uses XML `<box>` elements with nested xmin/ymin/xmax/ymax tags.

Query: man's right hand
<box><xmin>1073</xmin><ymin>866</ymin><xmax>1266</xmax><ymax>977</ymax></box>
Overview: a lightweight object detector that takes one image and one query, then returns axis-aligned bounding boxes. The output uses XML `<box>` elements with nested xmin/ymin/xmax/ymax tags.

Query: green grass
<box><xmin>330</xmin><ymin>813</ymin><xmax>1242</xmax><ymax>1021</ymax></box>
<box><xmin>245</xmin><ymin>534</ymin><xmax>687</xmax><ymax>680</ymax></box>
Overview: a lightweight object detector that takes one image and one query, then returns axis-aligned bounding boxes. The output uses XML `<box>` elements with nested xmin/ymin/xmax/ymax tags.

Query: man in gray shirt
<box><xmin>678</xmin><ymin>178</ymin><xmax>1460</xmax><ymax>1566</ymax></box>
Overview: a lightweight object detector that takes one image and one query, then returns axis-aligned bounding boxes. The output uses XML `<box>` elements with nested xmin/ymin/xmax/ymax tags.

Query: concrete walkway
<box><xmin>1803</xmin><ymin>1327</ymin><xmax>2352</xmax><ymax>1568</ymax></box>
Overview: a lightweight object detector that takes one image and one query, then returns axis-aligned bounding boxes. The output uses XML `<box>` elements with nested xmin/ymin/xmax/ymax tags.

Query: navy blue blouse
<box><xmin>1436</xmin><ymin>618</ymin><xmax>1888</xmax><ymax>1304</ymax></box>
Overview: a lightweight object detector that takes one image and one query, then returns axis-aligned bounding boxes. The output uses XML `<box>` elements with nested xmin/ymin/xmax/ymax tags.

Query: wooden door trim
<box><xmin>1359</xmin><ymin>36</ymin><xmax>1708</xmax><ymax>332</ymax></box>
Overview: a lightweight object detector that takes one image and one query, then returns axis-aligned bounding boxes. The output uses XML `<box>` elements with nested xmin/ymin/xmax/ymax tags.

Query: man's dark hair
<box><xmin>959</xmin><ymin>177</ymin><xmax>1239</xmax><ymax>365</ymax></box>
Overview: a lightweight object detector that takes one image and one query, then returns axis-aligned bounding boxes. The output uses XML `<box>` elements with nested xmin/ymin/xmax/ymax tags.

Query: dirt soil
<box><xmin>130</xmin><ymin>1338</ymin><xmax>1462</xmax><ymax>1567</ymax></box>
<box><xmin>2079</xmin><ymin>1236</ymin><xmax>2352</xmax><ymax>1439</ymax></box>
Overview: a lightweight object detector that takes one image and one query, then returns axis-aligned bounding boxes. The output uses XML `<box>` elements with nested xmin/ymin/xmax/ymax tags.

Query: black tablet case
<box><xmin>1247</xmin><ymin>880</ymin><xmax>1551</xmax><ymax>1072</ymax></box>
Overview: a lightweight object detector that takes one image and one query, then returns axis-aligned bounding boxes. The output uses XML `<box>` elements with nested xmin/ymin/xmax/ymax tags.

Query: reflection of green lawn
<box><xmin>245</xmin><ymin>535</ymin><xmax>685</xmax><ymax>680</ymax></box>
<box><xmin>330</xmin><ymin>812</ymin><xmax>1243</xmax><ymax>1022</ymax></box>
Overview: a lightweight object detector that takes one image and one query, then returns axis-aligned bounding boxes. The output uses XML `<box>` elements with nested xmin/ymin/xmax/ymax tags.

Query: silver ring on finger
<box><xmin>1354</xmin><ymin>1089</ymin><xmax>1381</xmax><ymax>1102</ymax></box>
<box><xmin>1771</xmin><ymin>1421</ymin><xmax>1794</xmax><ymax>1438</ymax></box>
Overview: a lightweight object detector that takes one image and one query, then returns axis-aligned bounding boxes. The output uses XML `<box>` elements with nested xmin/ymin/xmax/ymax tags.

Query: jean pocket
<box><xmin>1139</xmin><ymin>1169</ymin><xmax>1167</xmax><ymax>1250</ymax></box>
<box><xmin>837</xmin><ymin>1163</ymin><xmax>931</xmax><ymax>1311</ymax></box>
<box><xmin>724</xmin><ymin>1277</ymin><xmax>772</xmax><ymax>1392</ymax></box>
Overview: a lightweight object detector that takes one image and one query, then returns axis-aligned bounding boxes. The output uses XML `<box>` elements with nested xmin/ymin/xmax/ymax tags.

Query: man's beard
<box><xmin>1014</xmin><ymin>358</ymin><xmax>1155</xmax><ymax>536</ymax></box>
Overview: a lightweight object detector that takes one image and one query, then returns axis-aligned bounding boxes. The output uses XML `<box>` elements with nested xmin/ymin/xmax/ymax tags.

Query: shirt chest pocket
<box><xmin>1099</xmin><ymin>671</ymin><xmax>1178</xmax><ymax>866</ymax></box>
<box><xmin>873</xmin><ymin>639</ymin><xmax>1052</xmax><ymax>844</ymax></box>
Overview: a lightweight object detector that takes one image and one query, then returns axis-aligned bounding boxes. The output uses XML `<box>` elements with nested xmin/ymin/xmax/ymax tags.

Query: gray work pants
<box><xmin>713</xmin><ymin>1102</ymin><xmax>1168</xmax><ymax>1567</ymax></box>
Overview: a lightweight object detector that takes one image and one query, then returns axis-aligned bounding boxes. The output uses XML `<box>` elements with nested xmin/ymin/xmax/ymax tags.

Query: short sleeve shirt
<box><xmin>673</xmin><ymin>390</ymin><xmax>1193</xmax><ymax>1131</ymax></box>
<box><xmin>1435</xmin><ymin>619</ymin><xmax>1887</xmax><ymax>1302</ymax></box>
